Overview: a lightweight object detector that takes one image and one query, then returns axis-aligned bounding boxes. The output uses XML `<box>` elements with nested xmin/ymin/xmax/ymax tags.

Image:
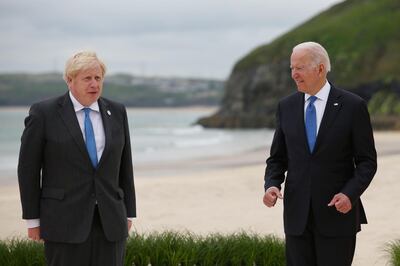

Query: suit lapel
<box><xmin>97</xmin><ymin>98</ymin><xmax>112</xmax><ymax>167</ymax></box>
<box><xmin>314</xmin><ymin>85</ymin><xmax>342</xmax><ymax>152</ymax></box>
<box><xmin>57</xmin><ymin>93</ymin><xmax>89</xmax><ymax>161</ymax></box>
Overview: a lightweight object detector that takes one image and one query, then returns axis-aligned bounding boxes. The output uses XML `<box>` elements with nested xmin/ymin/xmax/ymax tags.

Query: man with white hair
<box><xmin>263</xmin><ymin>42</ymin><xmax>377</xmax><ymax>265</ymax></box>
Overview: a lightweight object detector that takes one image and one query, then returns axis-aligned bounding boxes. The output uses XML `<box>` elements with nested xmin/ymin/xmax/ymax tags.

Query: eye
<box><xmin>291</xmin><ymin>66</ymin><xmax>303</xmax><ymax>71</ymax></box>
<box><xmin>291</xmin><ymin>67</ymin><xmax>303</xmax><ymax>71</ymax></box>
<box><xmin>95</xmin><ymin>76</ymin><xmax>102</xmax><ymax>81</ymax></box>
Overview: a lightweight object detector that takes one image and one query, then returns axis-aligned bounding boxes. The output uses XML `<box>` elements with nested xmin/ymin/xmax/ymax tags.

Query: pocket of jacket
<box><xmin>41</xmin><ymin>187</ymin><xmax>65</xmax><ymax>200</ymax></box>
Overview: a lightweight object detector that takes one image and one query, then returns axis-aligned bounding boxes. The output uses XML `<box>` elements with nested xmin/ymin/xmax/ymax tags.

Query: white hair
<box><xmin>293</xmin><ymin>42</ymin><xmax>331</xmax><ymax>72</ymax></box>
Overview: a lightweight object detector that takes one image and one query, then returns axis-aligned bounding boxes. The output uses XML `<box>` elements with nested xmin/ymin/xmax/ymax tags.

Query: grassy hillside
<box><xmin>235</xmin><ymin>0</ymin><xmax>400</xmax><ymax>87</ymax></box>
<box><xmin>197</xmin><ymin>0</ymin><xmax>400</xmax><ymax>129</ymax></box>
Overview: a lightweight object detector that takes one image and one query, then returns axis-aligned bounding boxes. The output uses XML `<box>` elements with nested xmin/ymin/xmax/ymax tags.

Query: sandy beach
<box><xmin>1</xmin><ymin>131</ymin><xmax>399</xmax><ymax>265</ymax></box>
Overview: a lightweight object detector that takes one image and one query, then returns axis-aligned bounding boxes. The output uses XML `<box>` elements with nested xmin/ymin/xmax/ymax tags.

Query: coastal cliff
<box><xmin>198</xmin><ymin>0</ymin><xmax>400</xmax><ymax>129</ymax></box>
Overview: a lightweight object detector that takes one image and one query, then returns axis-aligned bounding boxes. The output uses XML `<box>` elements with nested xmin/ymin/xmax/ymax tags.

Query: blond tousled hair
<box><xmin>63</xmin><ymin>51</ymin><xmax>107</xmax><ymax>82</ymax></box>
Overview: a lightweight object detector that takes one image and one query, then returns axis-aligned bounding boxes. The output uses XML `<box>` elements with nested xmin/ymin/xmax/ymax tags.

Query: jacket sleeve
<box><xmin>118</xmin><ymin>106</ymin><xmax>136</xmax><ymax>218</ymax></box>
<box><xmin>341</xmin><ymin>100</ymin><xmax>377</xmax><ymax>203</ymax></box>
<box><xmin>264</xmin><ymin>102</ymin><xmax>288</xmax><ymax>191</ymax></box>
<box><xmin>18</xmin><ymin>104</ymin><xmax>45</xmax><ymax>219</ymax></box>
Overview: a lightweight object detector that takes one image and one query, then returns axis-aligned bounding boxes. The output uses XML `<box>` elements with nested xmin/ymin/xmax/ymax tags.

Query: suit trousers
<box><xmin>44</xmin><ymin>206</ymin><xmax>126</xmax><ymax>266</ymax></box>
<box><xmin>285</xmin><ymin>209</ymin><xmax>356</xmax><ymax>266</ymax></box>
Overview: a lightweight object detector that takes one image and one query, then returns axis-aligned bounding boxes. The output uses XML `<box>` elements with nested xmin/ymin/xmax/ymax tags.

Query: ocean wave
<box><xmin>173</xmin><ymin>134</ymin><xmax>232</xmax><ymax>148</ymax></box>
<box><xmin>171</xmin><ymin>125</ymin><xmax>204</xmax><ymax>136</ymax></box>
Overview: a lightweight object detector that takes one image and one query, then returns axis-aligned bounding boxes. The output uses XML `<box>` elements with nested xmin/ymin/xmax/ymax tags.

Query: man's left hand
<box><xmin>328</xmin><ymin>193</ymin><xmax>352</xmax><ymax>214</ymax></box>
<box><xmin>128</xmin><ymin>219</ymin><xmax>133</xmax><ymax>232</ymax></box>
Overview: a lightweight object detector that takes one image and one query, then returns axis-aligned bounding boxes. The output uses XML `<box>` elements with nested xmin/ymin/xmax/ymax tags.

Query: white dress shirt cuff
<box><xmin>26</xmin><ymin>219</ymin><xmax>40</xmax><ymax>228</ymax></box>
<box><xmin>27</xmin><ymin>218</ymin><xmax>131</xmax><ymax>227</ymax></box>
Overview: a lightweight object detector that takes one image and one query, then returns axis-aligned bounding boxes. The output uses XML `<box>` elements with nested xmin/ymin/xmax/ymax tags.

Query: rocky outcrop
<box><xmin>198</xmin><ymin>0</ymin><xmax>400</xmax><ymax>129</ymax></box>
<box><xmin>197</xmin><ymin>62</ymin><xmax>292</xmax><ymax>128</ymax></box>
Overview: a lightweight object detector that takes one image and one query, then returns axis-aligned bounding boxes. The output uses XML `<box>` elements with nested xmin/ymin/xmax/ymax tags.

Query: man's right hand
<box><xmin>28</xmin><ymin>227</ymin><xmax>42</xmax><ymax>242</ymax></box>
<box><xmin>263</xmin><ymin>187</ymin><xmax>283</xmax><ymax>207</ymax></box>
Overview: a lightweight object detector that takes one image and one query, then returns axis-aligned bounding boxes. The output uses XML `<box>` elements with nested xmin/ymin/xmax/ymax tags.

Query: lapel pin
<box><xmin>107</xmin><ymin>110</ymin><xmax>111</xmax><ymax>116</ymax></box>
<box><xmin>333</xmin><ymin>103</ymin><xmax>339</xmax><ymax>106</ymax></box>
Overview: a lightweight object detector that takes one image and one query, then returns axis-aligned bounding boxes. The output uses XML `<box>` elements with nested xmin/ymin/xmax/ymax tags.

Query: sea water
<box><xmin>0</xmin><ymin>107</ymin><xmax>273</xmax><ymax>183</ymax></box>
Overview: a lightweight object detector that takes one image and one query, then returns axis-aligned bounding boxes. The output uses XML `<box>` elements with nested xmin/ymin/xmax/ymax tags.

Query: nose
<box><xmin>89</xmin><ymin>79</ymin><xmax>99</xmax><ymax>87</ymax></box>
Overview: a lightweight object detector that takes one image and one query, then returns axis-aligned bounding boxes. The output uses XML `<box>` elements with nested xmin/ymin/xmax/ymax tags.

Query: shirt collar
<box><xmin>305</xmin><ymin>80</ymin><xmax>330</xmax><ymax>102</ymax></box>
<box><xmin>69</xmin><ymin>91</ymin><xmax>100</xmax><ymax>112</ymax></box>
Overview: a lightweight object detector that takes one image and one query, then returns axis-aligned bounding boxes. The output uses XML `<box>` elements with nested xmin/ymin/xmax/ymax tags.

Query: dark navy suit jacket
<box><xmin>264</xmin><ymin>84</ymin><xmax>377</xmax><ymax>237</ymax></box>
<box><xmin>18</xmin><ymin>92</ymin><xmax>136</xmax><ymax>243</ymax></box>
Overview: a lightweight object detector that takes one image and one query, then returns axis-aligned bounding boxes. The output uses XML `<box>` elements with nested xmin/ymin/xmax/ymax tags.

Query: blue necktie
<box><xmin>83</xmin><ymin>108</ymin><xmax>98</xmax><ymax>167</ymax></box>
<box><xmin>305</xmin><ymin>96</ymin><xmax>317</xmax><ymax>152</ymax></box>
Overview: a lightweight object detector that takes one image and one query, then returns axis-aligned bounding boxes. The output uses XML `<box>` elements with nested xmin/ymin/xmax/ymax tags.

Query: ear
<box><xmin>318</xmin><ymin>63</ymin><xmax>325</xmax><ymax>76</ymax></box>
<box><xmin>66</xmin><ymin>76</ymin><xmax>73</xmax><ymax>85</ymax></box>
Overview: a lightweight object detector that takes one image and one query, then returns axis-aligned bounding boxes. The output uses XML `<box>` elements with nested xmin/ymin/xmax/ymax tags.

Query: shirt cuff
<box><xmin>27</xmin><ymin>218</ymin><xmax>132</xmax><ymax>227</ymax></box>
<box><xmin>26</xmin><ymin>219</ymin><xmax>40</xmax><ymax>228</ymax></box>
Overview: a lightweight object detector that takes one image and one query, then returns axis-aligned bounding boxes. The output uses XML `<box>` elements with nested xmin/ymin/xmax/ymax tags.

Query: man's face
<box><xmin>67</xmin><ymin>64</ymin><xmax>104</xmax><ymax>106</ymax></box>
<box><xmin>290</xmin><ymin>50</ymin><xmax>323</xmax><ymax>95</ymax></box>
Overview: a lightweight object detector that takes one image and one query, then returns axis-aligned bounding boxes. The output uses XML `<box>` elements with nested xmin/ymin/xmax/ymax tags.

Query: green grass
<box><xmin>387</xmin><ymin>240</ymin><xmax>400</xmax><ymax>266</ymax></box>
<box><xmin>125</xmin><ymin>231</ymin><xmax>285</xmax><ymax>266</ymax></box>
<box><xmin>0</xmin><ymin>232</ymin><xmax>285</xmax><ymax>266</ymax></box>
<box><xmin>1</xmin><ymin>233</ymin><xmax>400</xmax><ymax>265</ymax></box>
<box><xmin>0</xmin><ymin>238</ymin><xmax>46</xmax><ymax>266</ymax></box>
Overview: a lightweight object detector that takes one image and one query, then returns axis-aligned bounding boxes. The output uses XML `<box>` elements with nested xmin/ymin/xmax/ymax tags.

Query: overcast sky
<box><xmin>0</xmin><ymin>0</ymin><xmax>342</xmax><ymax>79</ymax></box>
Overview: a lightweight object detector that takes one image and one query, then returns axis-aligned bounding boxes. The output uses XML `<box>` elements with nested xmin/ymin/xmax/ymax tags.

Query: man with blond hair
<box><xmin>18</xmin><ymin>51</ymin><xmax>136</xmax><ymax>266</ymax></box>
<box><xmin>263</xmin><ymin>42</ymin><xmax>377</xmax><ymax>265</ymax></box>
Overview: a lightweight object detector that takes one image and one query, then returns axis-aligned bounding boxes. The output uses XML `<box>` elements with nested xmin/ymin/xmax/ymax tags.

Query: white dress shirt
<box><xmin>304</xmin><ymin>80</ymin><xmax>331</xmax><ymax>135</ymax></box>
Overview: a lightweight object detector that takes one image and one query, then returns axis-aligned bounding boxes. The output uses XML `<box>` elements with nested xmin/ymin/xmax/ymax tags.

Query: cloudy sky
<box><xmin>0</xmin><ymin>0</ymin><xmax>342</xmax><ymax>79</ymax></box>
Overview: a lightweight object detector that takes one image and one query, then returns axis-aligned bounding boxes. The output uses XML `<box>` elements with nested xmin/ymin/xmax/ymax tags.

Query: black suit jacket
<box><xmin>18</xmin><ymin>92</ymin><xmax>136</xmax><ymax>243</ymax></box>
<box><xmin>264</xmin><ymin>84</ymin><xmax>377</xmax><ymax>237</ymax></box>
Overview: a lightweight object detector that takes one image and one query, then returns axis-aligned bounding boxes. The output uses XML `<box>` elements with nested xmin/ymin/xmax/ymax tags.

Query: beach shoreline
<box><xmin>1</xmin><ymin>131</ymin><xmax>399</xmax><ymax>265</ymax></box>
